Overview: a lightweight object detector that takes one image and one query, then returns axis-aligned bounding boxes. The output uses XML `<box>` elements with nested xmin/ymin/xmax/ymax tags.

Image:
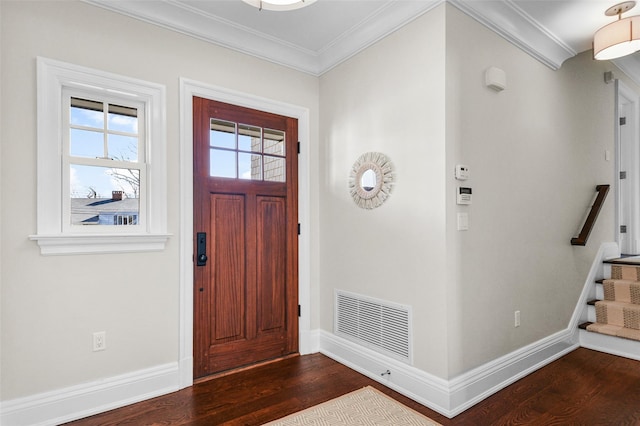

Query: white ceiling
<box><xmin>86</xmin><ymin>0</ymin><xmax>640</xmax><ymax>82</ymax></box>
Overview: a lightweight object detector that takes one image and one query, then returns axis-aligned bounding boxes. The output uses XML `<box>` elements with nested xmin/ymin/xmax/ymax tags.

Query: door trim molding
<box><xmin>616</xmin><ymin>79</ymin><xmax>640</xmax><ymax>254</ymax></box>
<box><xmin>179</xmin><ymin>78</ymin><xmax>311</xmax><ymax>388</ymax></box>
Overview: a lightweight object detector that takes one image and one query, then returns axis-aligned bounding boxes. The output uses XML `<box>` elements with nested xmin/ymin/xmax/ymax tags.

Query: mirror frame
<box><xmin>348</xmin><ymin>152</ymin><xmax>394</xmax><ymax>209</ymax></box>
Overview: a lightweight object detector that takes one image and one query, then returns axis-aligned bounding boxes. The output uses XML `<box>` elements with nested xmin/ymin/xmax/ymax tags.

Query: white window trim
<box><xmin>30</xmin><ymin>57</ymin><xmax>169</xmax><ymax>255</ymax></box>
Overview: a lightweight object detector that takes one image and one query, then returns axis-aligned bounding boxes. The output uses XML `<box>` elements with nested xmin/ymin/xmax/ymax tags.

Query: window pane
<box><xmin>70</xmin><ymin>164</ymin><xmax>140</xmax><ymax>226</ymax></box>
<box><xmin>70</xmin><ymin>97</ymin><xmax>104</xmax><ymax>129</ymax></box>
<box><xmin>238</xmin><ymin>124</ymin><xmax>261</xmax><ymax>152</ymax></box>
<box><xmin>210</xmin><ymin>148</ymin><xmax>236</xmax><ymax>178</ymax></box>
<box><xmin>264</xmin><ymin>129</ymin><xmax>285</xmax><ymax>156</ymax></box>
<box><xmin>70</xmin><ymin>128</ymin><xmax>104</xmax><ymax>158</ymax></box>
<box><xmin>239</xmin><ymin>152</ymin><xmax>262</xmax><ymax>180</ymax></box>
<box><xmin>264</xmin><ymin>156</ymin><xmax>286</xmax><ymax>182</ymax></box>
<box><xmin>108</xmin><ymin>104</ymin><xmax>138</xmax><ymax>133</ymax></box>
<box><xmin>108</xmin><ymin>134</ymin><xmax>138</xmax><ymax>162</ymax></box>
<box><xmin>210</xmin><ymin>119</ymin><xmax>236</xmax><ymax>149</ymax></box>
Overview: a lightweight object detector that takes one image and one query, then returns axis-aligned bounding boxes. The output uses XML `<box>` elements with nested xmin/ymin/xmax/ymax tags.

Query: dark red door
<box><xmin>193</xmin><ymin>97</ymin><xmax>298</xmax><ymax>379</ymax></box>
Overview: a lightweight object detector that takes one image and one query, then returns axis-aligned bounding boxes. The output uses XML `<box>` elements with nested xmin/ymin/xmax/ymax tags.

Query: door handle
<box><xmin>196</xmin><ymin>232</ymin><xmax>207</xmax><ymax>266</ymax></box>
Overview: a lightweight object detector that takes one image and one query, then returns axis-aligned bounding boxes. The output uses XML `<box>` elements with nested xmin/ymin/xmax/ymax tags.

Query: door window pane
<box><xmin>209</xmin><ymin>117</ymin><xmax>286</xmax><ymax>182</ymax></box>
<box><xmin>210</xmin><ymin>148</ymin><xmax>236</xmax><ymax>178</ymax></box>
<box><xmin>264</xmin><ymin>129</ymin><xmax>285</xmax><ymax>156</ymax></box>
<box><xmin>239</xmin><ymin>152</ymin><xmax>262</xmax><ymax>180</ymax></box>
<box><xmin>238</xmin><ymin>124</ymin><xmax>262</xmax><ymax>152</ymax></box>
<box><xmin>210</xmin><ymin>119</ymin><xmax>236</xmax><ymax>149</ymax></box>
<box><xmin>264</xmin><ymin>156</ymin><xmax>285</xmax><ymax>182</ymax></box>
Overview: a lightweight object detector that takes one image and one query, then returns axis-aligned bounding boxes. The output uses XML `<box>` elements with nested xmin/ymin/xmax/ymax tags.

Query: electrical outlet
<box><xmin>93</xmin><ymin>331</ymin><xmax>106</xmax><ymax>351</ymax></box>
<box><xmin>514</xmin><ymin>311</ymin><xmax>521</xmax><ymax>328</ymax></box>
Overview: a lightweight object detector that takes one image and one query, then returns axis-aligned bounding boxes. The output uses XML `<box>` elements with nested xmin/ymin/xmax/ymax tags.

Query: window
<box><xmin>31</xmin><ymin>57</ymin><xmax>169</xmax><ymax>255</ymax></box>
<box><xmin>209</xmin><ymin>118</ymin><xmax>286</xmax><ymax>182</ymax></box>
<box><xmin>65</xmin><ymin>96</ymin><xmax>143</xmax><ymax>229</ymax></box>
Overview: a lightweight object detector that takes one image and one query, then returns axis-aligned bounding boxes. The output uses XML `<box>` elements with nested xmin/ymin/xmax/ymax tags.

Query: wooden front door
<box><xmin>193</xmin><ymin>97</ymin><xmax>298</xmax><ymax>379</ymax></box>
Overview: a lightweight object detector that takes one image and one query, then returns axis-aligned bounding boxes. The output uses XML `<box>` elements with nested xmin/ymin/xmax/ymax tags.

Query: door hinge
<box><xmin>298</xmin><ymin>304</ymin><xmax>301</xmax><ymax>317</ymax></box>
<box><xmin>298</xmin><ymin>223</ymin><xmax>301</xmax><ymax>235</ymax></box>
<box><xmin>297</xmin><ymin>141</ymin><xmax>301</xmax><ymax>154</ymax></box>
<box><xmin>620</xmin><ymin>117</ymin><xmax>627</xmax><ymax>126</ymax></box>
<box><xmin>621</xmin><ymin>225</ymin><xmax>627</xmax><ymax>233</ymax></box>
<box><xmin>620</xmin><ymin>171</ymin><xmax>627</xmax><ymax>179</ymax></box>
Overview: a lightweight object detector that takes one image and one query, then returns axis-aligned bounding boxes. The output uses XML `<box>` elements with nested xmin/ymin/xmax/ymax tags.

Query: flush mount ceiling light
<box><xmin>594</xmin><ymin>1</ymin><xmax>640</xmax><ymax>60</ymax></box>
<box><xmin>242</xmin><ymin>0</ymin><xmax>316</xmax><ymax>12</ymax></box>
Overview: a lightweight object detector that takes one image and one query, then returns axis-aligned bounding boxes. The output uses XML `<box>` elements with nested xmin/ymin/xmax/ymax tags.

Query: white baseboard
<box><xmin>319</xmin><ymin>329</ymin><xmax>577</xmax><ymax>418</ymax></box>
<box><xmin>447</xmin><ymin>331</ymin><xmax>576</xmax><ymax>416</ymax></box>
<box><xmin>573</xmin><ymin>242</ymin><xmax>640</xmax><ymax>361</ymax></box>
<box><xmin>319</xmin><ymin>330</ymin><xmax>451</xmax><ymax>414</ymax></box>
<box><xmin>1</xmin><ymin>319</ymin><xmax>613</xmax><ymax>425</ymax></box>
<box><xmin>300</xmin><ymin>328</ymin><xmax>320</xmax><ymax>355</ymax></box>
<box><xmin>579</xmin><ymin>329</ymin><xmax>640</xmax><ymax>361</ymax></box>
<box><xmin>0</xmin><ymin>363</ymin><xmax>180</xmax><ymax>426</ymax></box>
<box><xmin>179</xmin><ymin>356</ymin><xmax>194</xmax><ymax>389</ymax></box>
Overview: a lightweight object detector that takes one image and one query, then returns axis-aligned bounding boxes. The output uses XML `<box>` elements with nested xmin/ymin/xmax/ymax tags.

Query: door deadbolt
<box><xmin>196</xmin><ymin>232</ymin><xmax>207</xmax><ymax>266</ymax></box>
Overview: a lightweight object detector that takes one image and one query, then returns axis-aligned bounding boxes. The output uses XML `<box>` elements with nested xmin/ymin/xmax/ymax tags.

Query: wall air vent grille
<box><xmin>335</xmin><ymin>290</ymin><xmax>412</xmax><ymax>363</ymax></box>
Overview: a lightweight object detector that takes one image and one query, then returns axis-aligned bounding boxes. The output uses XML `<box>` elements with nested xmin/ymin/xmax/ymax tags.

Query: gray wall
<box><xmin>0</xmin><ymin>0</ymin><xmax>319</xmax><ymax>400</ymax></box>
<box><xmin>444</xmin><ymin>5</ymin><xmax>639</xmax><ymax>376</ymax></box>
<box><xmin>2</xmin><ymin>0</ymin><xmax>639</xmax><ymax>409</ymax></box>
<box><xmin>319</xmin><ymin>3</ymin><xmax>639</xmax><ymax>380</ymax></box>
<box><xmin>319</xmin><ymin>5</ymin><xmax>450</xmax><ymax>377</ymax></box>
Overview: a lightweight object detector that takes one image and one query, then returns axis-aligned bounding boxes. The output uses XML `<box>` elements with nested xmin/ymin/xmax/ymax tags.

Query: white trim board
<box><xmin>318</xmin><ymin>242</ymin><xmax>638</xmax><ymax>419</ymax></box>
<box><xmin>178</xmin><ymin>78</ymin><xmax>313</xmax><ymax>389</ymax></box>
<box><xmin>0</xmin><ymin>363</ymin><xmax>179</xmax><ymax>426</ymax></box>
<box><xmin>85</xmin><ymin>0</ymin><xmax>579</xmax><ymax>75</ymax></box>
<box><xmin>319</xmin><ymin>330</ymin><xmax>576</xmax><ymax>418</ymax></box>
<box><xmin>448</xmin><ymin>0</ymin><xmax>575</xmax><ymax>70</ymax></box>
<box><xmin>85</xmin><ymin>0</ymin><xmax>442</xmax><ymax>76</ymax></box>
<box><xmin>614</xmin><ymin>55</ymin><xmax>640</xmax><ymax>89</ymax></box>
<box><xmin>579</xmin><ymin>329</ymin><xmax>640</xmax><ymax>362</ymax></box>
<box><xmin>4</xmin><ymin>242</ymin><xmax>635</xmax><ymax>424</ymax></box>
<box><xmin>573</xmin><ymin>241</ymin><xmax>640</xmax><ymax>361</ymax></box>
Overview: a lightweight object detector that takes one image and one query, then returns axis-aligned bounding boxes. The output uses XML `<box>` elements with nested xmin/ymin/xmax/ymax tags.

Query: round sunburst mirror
<box><xmin>348</xmin><ymin>152</ymin><xmax>394</xmax><ymax>209</ymax></box>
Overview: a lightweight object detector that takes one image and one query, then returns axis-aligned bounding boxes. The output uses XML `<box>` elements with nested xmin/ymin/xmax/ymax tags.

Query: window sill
<box><xmin>29</xmin><ymin>233</ymin><xmax>171</xmax><ymax>255</ymax></box>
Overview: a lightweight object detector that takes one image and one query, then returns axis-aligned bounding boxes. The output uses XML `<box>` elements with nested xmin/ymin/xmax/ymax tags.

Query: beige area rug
<box><xmin>263</xmin><ymin>386</ymin><xmax>442</xmax><ymax>425</ymax></box>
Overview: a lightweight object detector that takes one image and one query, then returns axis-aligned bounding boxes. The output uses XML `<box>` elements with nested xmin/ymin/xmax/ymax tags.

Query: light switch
<box><xmin>457</xmin><ymin>212</ymin><xmax>469</xmax><ymax>231</ymax></box>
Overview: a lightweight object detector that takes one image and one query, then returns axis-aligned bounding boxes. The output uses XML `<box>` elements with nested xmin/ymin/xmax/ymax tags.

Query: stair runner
<box><xmin>585</xmin><ymin>264</ymin><xmax>640</xmax><ymax>341</ymax></box>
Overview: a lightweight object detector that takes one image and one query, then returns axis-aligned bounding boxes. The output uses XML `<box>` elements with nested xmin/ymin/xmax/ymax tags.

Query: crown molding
<box><xmin>85</xmin><ymin>0</ymin><xmax>581</xmax><ymax>74</ymax></box>
<box><xmin>85</xmin><ymin>0</ymin><xmax>320</xmax><ymax>75</ymax></box>
<box><xmin>85</xmin><ymin>0</ymin><xmax>442</xmax><ymax>76</ymax></box>
<box><xmin>447</xmin><ymin>0</ymin><xmax>576</xmax><ymax>70</ymax></box>
<box><xmin>614</xmin><ymin>54</ymin><xmax>640</xmax><ymax>88</ymax></box>
<box><xmin>317</xmin><ymin>1</ymin><xmax>442</xmax><ymax>74</ymax></box>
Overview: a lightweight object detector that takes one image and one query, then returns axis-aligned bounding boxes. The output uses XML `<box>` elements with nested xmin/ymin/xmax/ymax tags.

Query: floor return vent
<box><xmin>335</xmin><ymin>290</ymin><xmax>412</xmax><ymax>363</ymax></box>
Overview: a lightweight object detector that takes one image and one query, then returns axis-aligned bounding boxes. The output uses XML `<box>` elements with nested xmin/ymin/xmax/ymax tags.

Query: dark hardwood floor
<box><xmin>65</xmin><ymin>347</ymin><xmax>640</xmax><ymax>425</ymax></box>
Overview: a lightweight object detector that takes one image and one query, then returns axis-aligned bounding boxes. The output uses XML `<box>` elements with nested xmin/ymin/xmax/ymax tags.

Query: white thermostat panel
<box><xmin>457</xmin><ymin>187</ymin><xmax>472</xmax><ymax>205</ymax></box>
<box><xmin>455</xmin><ymin>165</ymin><xmax>470</xmax><ymax>180</ymax></box>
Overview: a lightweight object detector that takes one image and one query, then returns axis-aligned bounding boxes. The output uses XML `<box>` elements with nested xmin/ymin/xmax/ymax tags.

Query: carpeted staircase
<box><xmin>580</xmin><ymin>260</ymin><xmax>640</xmax><ymax>342</ymax></box>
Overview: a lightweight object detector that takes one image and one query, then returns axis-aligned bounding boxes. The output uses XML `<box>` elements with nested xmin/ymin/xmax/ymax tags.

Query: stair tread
<box><xmin>580</xmin><ymin>321</ymin><xmax>640</xmax><ymax>342</ymax></box>
<box><xmin>584</xmin><ymin>257</ymin><xmax>640</xmax><ymax>343</ymax></box>
<box><xmin>604</xmin><ymin>256</ymin><xmax>640</xmax><ymax>266</ymax></box>
<box><xmin>592</xmin><ymin>299</ymin><xmax>640</xmax><ymax>308</ymax></box>
<box><xmin>579</xmin><ymin>322</ymin><xmax>592</xmax><ymax>330</ymax></box>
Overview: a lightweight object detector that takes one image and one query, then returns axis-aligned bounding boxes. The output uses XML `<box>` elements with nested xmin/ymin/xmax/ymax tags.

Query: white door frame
<box><xmin>178</xmin><ymin>78</ymin><xmax>312</xmax><ymax>388</ymax></box>
<box><xmin>616</xmin><ymin>79</ymin><xmax>640</xmax><ymax>255</ymax></box>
